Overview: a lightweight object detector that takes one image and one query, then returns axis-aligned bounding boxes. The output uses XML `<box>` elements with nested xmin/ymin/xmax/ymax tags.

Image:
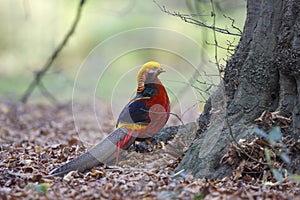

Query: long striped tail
<box><xmin>49</xmin><ymin>127</ymin><xmax>134</xmax><ymax>176</ymax></box>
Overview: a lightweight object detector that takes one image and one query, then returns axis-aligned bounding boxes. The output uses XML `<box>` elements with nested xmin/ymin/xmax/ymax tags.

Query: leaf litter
<box><xmin>0</xmin><ymin>102</ymin><xmax>299</xmax><ymax>199</ymax></box>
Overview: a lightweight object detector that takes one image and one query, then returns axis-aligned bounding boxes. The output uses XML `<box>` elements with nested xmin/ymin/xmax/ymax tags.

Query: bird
<box><xmin>50</xmin><ymin>61</ymin><xmax>170</xmax><ymax>176</ymax></box>
<box><xmin>115</xmin><ymin>61</ymin><xmax>170</xmax><ymax>162</ymax></box>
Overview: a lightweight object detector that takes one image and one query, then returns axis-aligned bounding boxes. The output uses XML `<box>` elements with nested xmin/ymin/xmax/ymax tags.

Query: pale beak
<box><xmin>158</xmin><ymin>68</ymin><xmax>166</xmax><ymax>74</ymax></box>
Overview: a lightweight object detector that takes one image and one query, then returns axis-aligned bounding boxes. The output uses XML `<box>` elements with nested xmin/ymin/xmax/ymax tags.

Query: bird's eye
<box><xmin>148</xmin><ymin>68</ymin><xmax>155</xmax><ymax>73</ymax></box>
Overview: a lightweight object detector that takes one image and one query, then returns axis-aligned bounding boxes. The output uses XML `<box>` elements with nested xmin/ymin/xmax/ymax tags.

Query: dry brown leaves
<box><xmin>1</xmin><ymin>102</ymin><xmax>300</xmax><ymax>199</ymax></box>
<box><xmin>220</xmin><ymin>136</ymin><xmax>300</xmax><ymax>199</ymax></box>
<box><xmin>222</xmin><ymin>138</ymin><xmax>276</xmax><ymax>180</ymax></box>
<box><xmin>221</xmin><ymin>110</ymin><xmax>300</xmax><ymax>199</ymax></box>
<box><xmin>255</xmin><ymin>110</ymin><xmax>292</xmax><ymax>130</ymax></box>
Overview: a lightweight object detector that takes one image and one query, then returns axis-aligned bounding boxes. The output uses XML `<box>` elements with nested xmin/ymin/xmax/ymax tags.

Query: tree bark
<box><xmin>177</xmin><ymin>0</ymin><xmax>300</xmax><ymax>178</ymax></box>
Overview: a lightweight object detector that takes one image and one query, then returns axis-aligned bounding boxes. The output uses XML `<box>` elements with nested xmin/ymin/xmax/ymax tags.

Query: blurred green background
<box><xmin>0</xmin><ymin>0</ymin><xmax>246</xmax><ymax>104</ymax></box>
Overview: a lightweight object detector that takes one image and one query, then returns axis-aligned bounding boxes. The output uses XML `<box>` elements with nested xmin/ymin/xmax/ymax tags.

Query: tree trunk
<box><xmin>177</xmin><ymin>0</ymin><xmax>300</xmax><ymax>178</ymax></box>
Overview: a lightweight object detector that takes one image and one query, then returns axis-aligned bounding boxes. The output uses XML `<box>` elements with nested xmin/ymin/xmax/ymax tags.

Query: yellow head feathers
<box><xmin>136</xmin><ymin>61</ymin><xmax>164</xmax><ymax>94</ymax></box>
<box><xmin>136</xmin><ymin>61</ymin><xmax>163</xmax><ymax>83</ymax></box>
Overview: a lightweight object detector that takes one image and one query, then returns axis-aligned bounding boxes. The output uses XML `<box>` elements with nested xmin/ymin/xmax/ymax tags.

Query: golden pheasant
<box><xmin>115</xmin><ymin>61</ymin><xmax>170</xmax><ymax>162</ymax></box>
<box><xmin>50</xmin><ymin>61</ymin><xmax>170</xmax><ymax>176</ymax></box>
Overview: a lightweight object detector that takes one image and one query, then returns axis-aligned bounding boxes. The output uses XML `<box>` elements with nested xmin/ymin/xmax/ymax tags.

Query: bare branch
<box><xmin>20</xmin><ymin>0</ymin><xmax>86</xmax><ymax>103</ymax></box>
<box><xmin>38</xmin><ymin>81</ymin><xmax>58</xmax><ymax>104</ymax></box>
<box><xmin>210</xmin><ymin>0</ymin><xmax>221</xmax><ymax>74</ymax></box>
<box><xmin>195</xmin><ymin>79</ymin><xmax>218</xmax><ymax>87</ymax></box>
<box><xmin>153</xmin><ymin>0</ymin><xmax>242</xmax><ymax>37</ymax></box>
<box><xmin>223</xmin><ymin>14</ymin><xmax>243</xmax><ymax>35</ymax></box>
<box><xmin>205</xmin><ymin>41</ymin><xmax>236</xmax><ymax>51</ymax></box>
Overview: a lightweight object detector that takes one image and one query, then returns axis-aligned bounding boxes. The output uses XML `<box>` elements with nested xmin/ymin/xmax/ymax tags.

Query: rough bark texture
<box><xmin>177</xmin><ymin>0</ymin><xmax>300</xmax><ymax>178</ymax></box>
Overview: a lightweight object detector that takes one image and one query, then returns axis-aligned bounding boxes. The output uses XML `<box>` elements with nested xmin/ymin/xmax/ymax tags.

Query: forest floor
<box><xmin>0</xmin><ymin>101</ymin><xmax>299</xmax><ymax>199</ymax></box>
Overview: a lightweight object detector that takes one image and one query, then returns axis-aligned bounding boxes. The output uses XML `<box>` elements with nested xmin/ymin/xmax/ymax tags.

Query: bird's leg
<box><xmin>145</xmin><ymin>139</ymin><xmax>153</xmax><ymax>146</ymax></box>
<box><xmin>145</xmin><ymin>139</ymin><xmax>154</xmax><ymax>151</ymax></box>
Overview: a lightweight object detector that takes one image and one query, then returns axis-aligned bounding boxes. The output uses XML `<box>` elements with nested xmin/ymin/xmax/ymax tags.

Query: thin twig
<box><xmin>223</xmin><ymin>14</ymin><xmax>243</xmax><ymax>35</ymax></box>
<box><xmin>169</xmin><ymin>112</ymin><xmax>185</xmax><ymax>126</ymax></box>
<box><xmin>141</xmin><ymin>108</ymin><xmax>185</xmax><ymax>126</ymax></box>
<box><xmin>181</xmin><ymin>101</ymin><xmax>201</xmax><ymax>118</ymax></box>
<box><xmin>20</xmin><ymin>0</ymin><xmax>86</xmax><ymax>103</ymax></box>
<box><xmin>190</xmin><ymin>84</ymin><xmax>211</xmax><ymax>99</ymax></box>
<box><xmin>195</xmin><ymin>79</ymin><xmax>218</xmax><ymax>87</ymax></box>
<box><xmin>164</xmin><ymin>79</ymin><xmax>217</xmax><ymax>87</ymax></box>
<box><xmin>206</xmin><ymin>41</ymin><xmax>236</xmax><ymax>51</ymax></box>
<box><xmin>210</xmin><ymin>0</ymin><xmax>222</xmax><ymax>74</ymax></box>
<box><xmin>38</xmin><ymin>81</ymin><xmax>58</xmax><ymax>104</ymax></box>
<box><xmin>153</xmin><ymin>0</ymin><xmax>242</xmax><ymax>37</ymax></box>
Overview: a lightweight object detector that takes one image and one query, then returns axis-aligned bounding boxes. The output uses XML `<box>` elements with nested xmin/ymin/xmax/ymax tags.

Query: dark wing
<box><xmin>116</xmin><ymin>84</ymin><xmax>159</xmax><ymax>127</ymax></box>
<box><xmin>116</xmin><ymin>98</ymin><xmax>150</xmax><ymax>127</ymax></box>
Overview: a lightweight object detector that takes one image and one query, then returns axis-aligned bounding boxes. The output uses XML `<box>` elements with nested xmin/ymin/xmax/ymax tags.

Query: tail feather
<box><xmin>49</xmin><ymin>127</ymin><xmax>134</xmax><ymax>176</ymax></box>
<box><xmin>116</xmin><ymin>131</ymin><xmax>134</xmax><ymax>163</ymax></box>
<box><xmin>49</xmin><ymin>152</ymin><xmax>102</xmax><ymax>176</ymax></box>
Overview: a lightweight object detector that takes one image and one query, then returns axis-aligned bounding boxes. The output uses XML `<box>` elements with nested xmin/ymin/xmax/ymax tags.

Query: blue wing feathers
<box><xmin>116</xmin><ymin>99</ymin><xmax>150</xmax><ymax>127</ymax></box>
<box><xmin>116</xmin><ymin>84</ymin><xmax>159</xmax><ymax>127</ymax></box>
